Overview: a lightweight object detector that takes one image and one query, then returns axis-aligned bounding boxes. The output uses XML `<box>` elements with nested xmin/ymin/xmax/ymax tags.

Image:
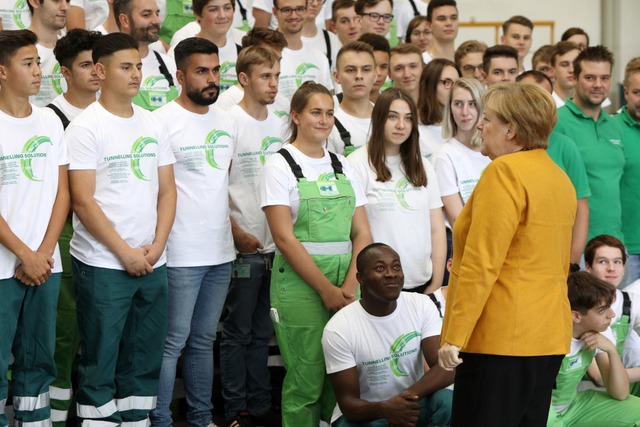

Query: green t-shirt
<box><xmin>614</xmin><ymin>108</ymin><xmax>640</xmax><ymax>253</ymax></box>
<box><xmin>555</xmin><ymin>98</ymin><xmax>625</xmax><ymax>242</ymax></box>
<box><xmin>547</xmin><ymin>131</ymin><xmax>592</xmax><ymax>199</ymax></box>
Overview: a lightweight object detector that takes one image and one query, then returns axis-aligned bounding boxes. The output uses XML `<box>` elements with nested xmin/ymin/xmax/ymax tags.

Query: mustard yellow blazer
<box><xmin>442</xmin><ymin>149</ymin><xmax>575</xmax><ymax>356</ymax></box>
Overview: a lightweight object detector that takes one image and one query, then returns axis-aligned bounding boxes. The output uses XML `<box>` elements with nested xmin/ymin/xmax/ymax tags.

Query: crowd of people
<box><xmin>1</xmin><ymin>0</ymin><xmax>640</xmax><ymax>426</ymax></box>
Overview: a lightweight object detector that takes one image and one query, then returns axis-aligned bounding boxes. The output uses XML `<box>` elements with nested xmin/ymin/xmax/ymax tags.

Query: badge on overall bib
<box><xmin>317</xmin><ymin>181</ymin><xmax>340</xmax><ymax>196</ymax></box>
<box><xmin>567</xmin><ymin>355</ymin><xmax>583</xmax><ymax>371</ymax></box>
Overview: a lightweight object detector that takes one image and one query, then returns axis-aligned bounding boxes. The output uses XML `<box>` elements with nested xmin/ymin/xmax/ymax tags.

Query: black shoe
<box><xmin>225</xmin><ymin>412</ymin><xmax>254</xmax><ymax>427</ymax></box>
<box><xmin>250</xmin><ymin>410</ymin><xmax>281</xmax><ymax>427</ymax></box>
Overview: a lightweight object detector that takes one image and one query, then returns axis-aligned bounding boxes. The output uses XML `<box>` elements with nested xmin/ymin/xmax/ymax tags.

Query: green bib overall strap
<box><xmin>235</xmin><ymin>0</ymin><xmax>252</xmax><ymax>31</ymax></box>
<box><xmin>333</xmin><ymin>117</ymin><xmax>355</xmax><ymax>156</ymax></box>
<box><xmin>427</xmin><ymin>293</ymin><xmax>443</xmax><ymax>318</ymax></box>
<box><xmin>133</xmin><ymin>51</ymin><xmax>179</xmax><ymax>111</ymax></box>
<box><xmin>611</xmin><ymin>291</ymin><xmax>632</xmax><ymax>355</ymax></box>
<box><xmin>551</xmin><ymin>347</ymin><xmax>595</xmax><ymax>415</ymax></box>
<box><xmin>159</xmin><ymin>0</ymin><xmax>196</xmax><ymax>44</ymax></box>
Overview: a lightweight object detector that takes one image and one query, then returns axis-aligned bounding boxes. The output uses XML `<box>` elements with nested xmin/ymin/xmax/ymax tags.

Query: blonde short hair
<box><xmin>482</xmin><ymin>82</ymin><xmax>556</xmax><ymax>149</ymax></box>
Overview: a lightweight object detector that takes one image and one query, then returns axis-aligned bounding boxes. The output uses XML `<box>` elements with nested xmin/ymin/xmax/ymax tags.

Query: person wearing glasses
<box><xmin>423</xmin><ymin>0</ymin><xmax>458</xmax><ymax>64</ymax></box>
<box><xmin>274</xmin><ymin>0</ymin><xmax>334</xmax><ymax>98</ymax></box>
<box><xmin>417</xmin><ymin>58</ymin><xmax>460</xmax><ymax>160</ymax></box>
<box><xmin>454</xmin><ymin>39</ymin><xmax>486</xmax><ymax>82</ymax></box>
<box><xmin>405</xmin><ymin>16</ymin><xmax>432</xmax><ymax>54</ymax></box>
<box><xmin>354</xmin><ymin>0</ymin><xmax>392</xmax><ymax>38</ymax></box>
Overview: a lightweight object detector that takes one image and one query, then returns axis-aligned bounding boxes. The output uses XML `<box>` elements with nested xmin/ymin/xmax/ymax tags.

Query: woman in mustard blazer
<box><xmin>438</xmin><ymin>83</ymin><xmax>576</xmax><ymax>427</ymax></box>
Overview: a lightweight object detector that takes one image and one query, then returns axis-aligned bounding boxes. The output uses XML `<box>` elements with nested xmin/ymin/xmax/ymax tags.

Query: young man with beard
<box><xmin>66</xmin><ymin>33</ymin><xmax>177</xmax><ymax>426</ymax></box>
<box><xmin>150</xmin><ymin>36</ymin><xmax>237</xmax><ymax>427</ymax></box>
<box><xmin>555</xmin><ymin>45</ymin><xmax>625</xmax><ymax>243</ymax></box>
<box><xmin>27</xmin><ymin>0</ymin><xmax>70</xmax><ymax>106</ymax></box>
<box><xmin>221</xmin><ymin>45</ymin><xmax>286</xmax><ymax>427</ymax></box>
<box><xmin>115</xmin><ymin>0</ymin><xmax>179</xmax><ymax>110</ymax></box>
<box><xmin>321</xmin><ymin>243</ymin><xmax>453</xmax><ymax>427</ymax></box>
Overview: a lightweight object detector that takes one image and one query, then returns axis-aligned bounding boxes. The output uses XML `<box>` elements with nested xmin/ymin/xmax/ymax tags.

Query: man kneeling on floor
<box><xmin>321</xmin><ymin>243</ymin><xmax>454</xmax><ymax>427</ymax></box>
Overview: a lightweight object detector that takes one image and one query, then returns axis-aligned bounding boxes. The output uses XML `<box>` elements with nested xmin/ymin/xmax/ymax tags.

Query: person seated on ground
<box><xmin>321</xmin><ymin>243</ymin><xmax>454</xmax><ymax>427</ymax></box>
<box><xmin>584</xmin><ymin>235</ymin><xmax>640</xmax><ymax>395</ymax></box>
<box><xmin>548</xmin><ymin>272</ymin><xmax>640</xmax><ymax>427</ymax></box>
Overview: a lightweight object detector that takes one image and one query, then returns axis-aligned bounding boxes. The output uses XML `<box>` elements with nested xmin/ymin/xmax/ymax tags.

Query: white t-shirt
<box><xmin>418</xmin><ymin>124</ymin><xmax>444</xmax><ymax>160</ymax></box>
<box><xmin>215</xmin><ymin>84</ymin><xmax>291</xmax><ymax>119</ymax></box>
<box><xmin>432</xmin><ymin>138</ymin><xmax>490</xmax><ymax>202</ymax></box>
<box><xmin>348</xmin><ymin>145</ymin><xmax>442</xmax><ymax>288</ymax></box>
<box><xmin>322</xmin><ymin>292</ymin><xmax>442</xmax><ymax>422</ymax></box>
<box><xmin>0</xmin><ymin>106</ymin><xmax>67</xmax><ymax>279</ymax></box>
<box><xmin>168</xmin><ymin>24</ymin><xmax>245</xmax><ymax>51</ymax></box>
<box><xmin>394</xmin><ymin>0</ymin><xmax>427</xmax><ymax>40</ymax></box>
<box><xmin>70</xmin><ymin>0</ymin><xmax>108</xmax><ymax>30</ymax></box>
<box><xmin>66</xmin><ymin>101</ymin><xmax>176</xmax><ymax>269</ymax></box>
<box><xmin>134</xmin><ymin>48</ymin><xmax>180</xmax><ymax>111</ymax></box>
<box><xmin>327</xmin><ymin>104</ymin><xmax>371</xmax><ymax>155</ymax></box>
<box><xmin>279</xmin><ymin>46</ymin><xmax>334</xmax><ymax>99</ymax></box>
<box><xmin>259</xmin><ymin>144</ymin><xmax>367</xmax><ymax>225</ymax></box>
<box><xmin>31</xmin><ymin>43</ymin><xmax>67</xmax><ymax>108</ymax></box>
<box><xmin>228</xmin><ymin>104</ymin><xmax>286</xmax><ymax>254</ymax></box>
<box><xmin>611</xmin><ymin>288</ymin><xmax>640</xmax><ymax>369</ymax></box>
<box><xmin>301</xmin><ymin>28</ymin><xmax>341</xmax><ymax>72</ymax></box>
<box><xmin>154</xmin><ymin>101</ymin><xmax>236</xmax><ymax>267</ymax></box>
<box><xmin>49</xmin><ymin>94</ymin><xmax>92</xmax><ymax>123</ymax></box>
<box><xmin>552</xmin><ymin>91</ymin><xmax>565</xmax><ymax>109</ymax></box>
<box><xmin>421</xmin><ymin>51</ymin><xmax>433</xmax><ymax>66</ymax></box>
<box><xmin>0</xmin><ymin>0</ymin><xmax>30</xmax><ymax>29</ymax></box>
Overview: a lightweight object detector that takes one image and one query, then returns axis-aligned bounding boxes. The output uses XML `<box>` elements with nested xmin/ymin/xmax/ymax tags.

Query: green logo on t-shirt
<box><xmin>295</xmin><ymin>62</ymin><xmax>319</xmax><ymax>87</ymax></box>
<box><xmin>12</xmin><ymin>0</ymin><xmax>28</xmax><ymax>28</ymax></box>
<box><xmin>259</xmin><ymin>136</ymin><xmax>281</xmax><ymax>165</ymax></box>
<box><xmin>21</xmin><ymin>135</ymin><xmax>51</xmax><ymax>181</ymax></box>
<box><xmin>389</xmin><ymin>331</ymin><xmax>421</xmax><ymax>377</ymax></box>
<box><xmin>395</xmin><ymin>177</ymin><xmax>419</xmax><ymax>211</ymax></box>
<box><xmin>205</xmin><ymin>130</ymin><xmax>231</xmax><ymax>169</ymax></box>
<box><xmin>130</xmin><ymin>136</ymin><xmax>158</xmax><ymax>181</ymax></box>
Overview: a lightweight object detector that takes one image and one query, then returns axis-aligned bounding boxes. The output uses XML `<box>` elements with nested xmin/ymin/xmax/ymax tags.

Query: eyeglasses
<box><xmin>410</xmin><ymin>30</ymin><xmax>431</xmax><ymax>38</ymax></box>
<box><xmin>307</xmin><ymin>0</ymin><xmax>327</xmax><ymax>4</ymax></box>
<box><xmin>360</xmin><ymin>12</ymin><xmax>393</xmax><ymax>23</ymax></box>
<box><xmin>277</xmin><ymin>5</ymin><xmax>307</xmax><ymax>14</ymax></box>
<box><xmin>462</xmin><ymin>65</ymin><xmax>483</xmax><ymax>74</ymax></box>
<box><xmin>439</xmin><ymin>78</ymin><xmax>455</xmax><ymax>89</ymax></box>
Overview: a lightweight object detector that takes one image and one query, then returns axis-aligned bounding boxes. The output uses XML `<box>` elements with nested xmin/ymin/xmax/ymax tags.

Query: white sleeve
<box><xmin>628</xmin><ymin>291</ymin><xmax>640</xmax><ymax>336</ymax></box>
<box><xmin>259</xmin><ymin>153</ymin><xmax>294</xmax><ymax>208</ymax></box>
<box><xmin>252</xmin><ymin>0</ymin><xmax>273</xmax><ymax>13</ymax></box>
<box><xmin>157</xmin><ymin>121</ymin><xmax>176</xmax><ymax>167</ymax></box>
<box><xmin>433</xmin><ymin>149</ymin><xmax>461</xmax><ymax>197</ymax></box>
<box><xmin>69</xmin><ymin>0</ymin><xmax>86</xmax><ymax>8</ymax></box>
<box><xmin>339</xmin><ymin>155</ymin><xmax>367</xmax><ymax>207</ymax></box>
<box><xmin>425</xmin><ymin>160</ymin><xmax>443</xmax><ymax>209</ymax></box>
<box><xmin>418</xmin><ymin>295</ymin><xmax>443</xmax><ymax>338</ymax></box>
<box><xmin>65</xmin><ymin>123</ymin><xmax>99</xmax><ymax>171</ymax></box>
<box><xmin>322</xmin><ymin>316</ymin><xmax>358</xmax><ymax>374</ymax></box>
<box><xmin>326</xmin><ymin>126</ymin><xmax>343</xmax><ymax>155</ymax></box>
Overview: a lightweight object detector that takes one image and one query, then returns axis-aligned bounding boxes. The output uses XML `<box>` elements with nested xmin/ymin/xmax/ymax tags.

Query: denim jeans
<box><xmin>623</xmin><ymin>254</ymin><xmax>640</xmax><ymax>288</ymax></box>
<box><xmin>150</xmin><ymin>263</ymin><xmax>232</xmax><ymax>427</ymax></box>
<box><xmin>220</xmin><ymin>253</ymin><xmax>274</xmax><ymax>419</ymax></box>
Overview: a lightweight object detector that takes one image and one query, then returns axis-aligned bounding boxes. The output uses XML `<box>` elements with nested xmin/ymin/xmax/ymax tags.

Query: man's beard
<box><xmin>187</xmin><ymin>83</ymin><xmax>220</xmax><ymax>106</ymax></box>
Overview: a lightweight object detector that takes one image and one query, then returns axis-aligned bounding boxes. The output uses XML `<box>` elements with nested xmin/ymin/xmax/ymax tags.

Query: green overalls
<box><xmin>270</xmin><ymin>149</ymin><xmax>355</xmax><ymax>427</ymax></box>
<box><xmin>159</xmin><ymin>0</ymin><xmax>195</xmax><ymax>45</ymax></box>
<box><xmin>612</xmin><ymin>291</ymin><xmax>631</xmax><ymax>356</ymax></box>
<box><xmin>548</xmin><ymin>343</ymin><xmax>640</xmax><ymax>426</ymax></box>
